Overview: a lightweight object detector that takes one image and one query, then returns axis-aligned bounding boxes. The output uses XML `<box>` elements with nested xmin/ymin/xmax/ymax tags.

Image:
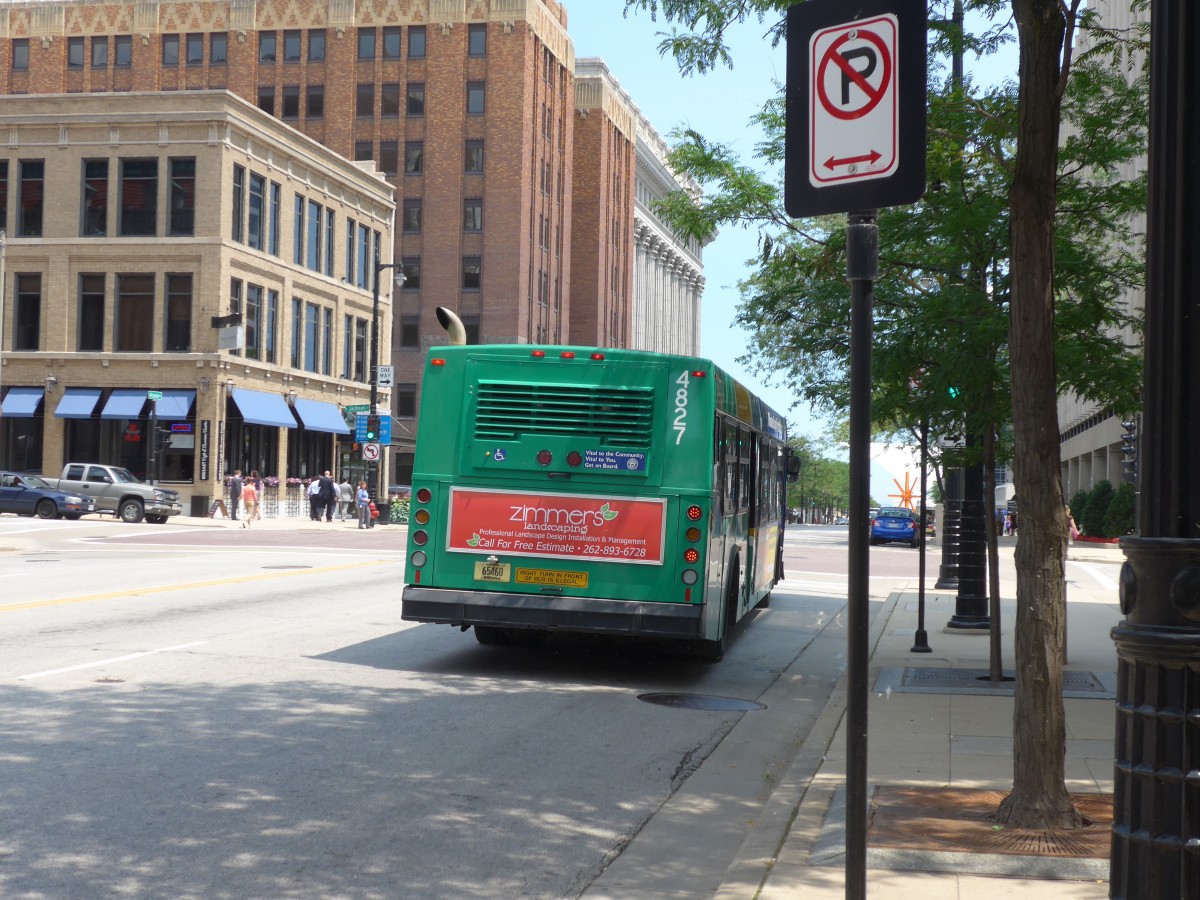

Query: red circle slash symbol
<box><xmin>816</xmin><ymin>30</ymin><xmax>892</xmax><ymax>121</ymax></box>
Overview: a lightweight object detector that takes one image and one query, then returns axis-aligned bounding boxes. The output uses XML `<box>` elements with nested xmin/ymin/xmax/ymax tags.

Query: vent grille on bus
<box><xmin>474</xmin><ymin>382</ymin><xmax>654</xmax><ymax>446</ymax></box>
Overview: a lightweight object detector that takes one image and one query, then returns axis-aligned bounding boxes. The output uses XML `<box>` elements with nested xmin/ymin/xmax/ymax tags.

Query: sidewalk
<box><xmin>718</xmin><ymin>550</ymin><xmax>1123</xmax><ymax>899</ymax></box>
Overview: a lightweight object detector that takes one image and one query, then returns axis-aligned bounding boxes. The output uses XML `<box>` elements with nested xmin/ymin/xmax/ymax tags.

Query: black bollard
<box><xmin>935</xmin><ymin>465</ymin><xmax>962</xmax><ymax>589</ymax></box>
<box><xmin>1109</xmin><ymin>2</ymin><xmax>1200</xmax><ymax>896</ymax></box>
<box><xmin>947</xmin><ymin>446</ymin><xmax>989</xmax><ymax>630</ymax></box>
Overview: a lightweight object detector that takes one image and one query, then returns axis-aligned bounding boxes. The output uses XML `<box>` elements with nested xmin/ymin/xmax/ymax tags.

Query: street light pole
<box><xmin>369</xmin><ymin>260</ymin><xmax>404</xmax><ymax>504</ymax></box>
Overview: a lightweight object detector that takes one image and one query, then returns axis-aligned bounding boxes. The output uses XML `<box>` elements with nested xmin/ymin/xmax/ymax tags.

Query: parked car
<box><xmin>42</xmin><ymin>463</ymin><xmax>181</xmax><ymax>523</ymax></box>
<box><xmin>0</xmin><ymin>471</ymin><xmax>98</xmax><ymax>520</ymax></box>
<box><xmin>870</xmin><ymin>506</ymin><xmax>919</xmax><ymax>547</ymax></box>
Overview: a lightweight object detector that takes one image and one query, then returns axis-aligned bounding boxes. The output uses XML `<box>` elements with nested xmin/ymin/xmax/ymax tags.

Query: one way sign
<box><xmin>786</xmin><ymin>0</ymin><xmax>926</xmax><ymax>217</ymax></box>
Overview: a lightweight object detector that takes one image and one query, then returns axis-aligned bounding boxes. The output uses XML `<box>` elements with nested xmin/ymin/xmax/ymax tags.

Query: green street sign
<box><xmin>346</xmin><ymin>403</ymin><xmax>370</xmax><ymax>413</ymax></box>
<box><xmin>147</xmin><ymin>390</ymin><xmax>163</xmax><ymax>401</ymax></box>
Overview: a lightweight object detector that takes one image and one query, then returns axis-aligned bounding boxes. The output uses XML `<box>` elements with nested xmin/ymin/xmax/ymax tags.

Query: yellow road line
<box><xmin>0</xmin><ymin>559</ymin><xmax>392</xmax><ymax>613</ymax></box>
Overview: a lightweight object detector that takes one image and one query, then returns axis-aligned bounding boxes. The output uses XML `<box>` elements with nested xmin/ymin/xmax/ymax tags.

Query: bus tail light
<box><xmin>414</xmin><ymin>509</ymin><xmax>430</xmax><ymax>525</ymax></box>
<box><xmin>686</xmin><ymin>505</ymin><xmax>703</xmax><ymax>521</ymax></box>
<box><xmin>685</xmin><ymin>526</ymin><xmax>701</xmax><ymax>542</ymax></box>
<box><xmin>416</xmin><ymin>487</ymin><xmax>432</xmax><ymax>504</ymax></box>
<box><xmin>683</xmin><ymin>547</ymin><xmax>699</xmax><ymax>564</ymax></box>
<box><xmin>411</xmin><ymin>550</ymin><xmax>427</xmax><ymax>567</ymax></box>
<box><xmin>536</xmin><ymin>449</ymin><xmax>553</xmax><ymax>466</ymax></box>
<box><xmin>413</xmin><ymin>530</ymin><xmax>429</xmax><ymax>546</ymax></box>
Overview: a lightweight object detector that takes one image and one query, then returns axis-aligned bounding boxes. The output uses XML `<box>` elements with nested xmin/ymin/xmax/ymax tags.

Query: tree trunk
<box><xmin>995</xmin><ymin>0</ymin><xmax>1082</xmax><ymax>830</ymax></box>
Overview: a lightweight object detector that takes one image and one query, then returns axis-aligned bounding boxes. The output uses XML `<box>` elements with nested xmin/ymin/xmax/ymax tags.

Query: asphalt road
<box><xmin>0</xmin><ymin>518</ymin><xmax>918</xmax><ymax>899</ymax></box>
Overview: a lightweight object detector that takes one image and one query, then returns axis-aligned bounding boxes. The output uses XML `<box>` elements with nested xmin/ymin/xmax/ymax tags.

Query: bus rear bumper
<box><xmin>401</xmin><ymin>586</ymin><xmax>703</xmax><ymax>638</ymax></box>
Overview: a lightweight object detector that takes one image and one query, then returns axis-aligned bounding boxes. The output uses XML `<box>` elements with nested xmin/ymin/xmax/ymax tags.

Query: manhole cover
<box><xmin>637</xmin><ymin>693</ymin><xmax>766</xmax><ymax>712</ymax></box>
<box><xmin>261</xmin><ymin>565</ymin><xmax>312</xmax><ymax>570</ymax></box>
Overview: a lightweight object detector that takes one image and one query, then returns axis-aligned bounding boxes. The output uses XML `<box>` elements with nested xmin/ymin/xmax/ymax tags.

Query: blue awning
<box><xmin>1</xmin><ymin>386</ymin><xmax>45</xmax><ymax>417</ymax></box>
<box><xmin>100</xmin><ymin>388</ymin><xmax>149</xmax><ymax>420</ymax></box>
<box><xmin>292</xmin><ymin>398</ymin><xmax>352</xmax><ymax>434</ymax></box>
<box><xmin>154</xmin><ymin>389</ymin><xmax>196</xmax><ymax>420</ymax></box>
<box><xmin>230</xmin><ymin>388</ymin><xmax>296</xmax><ymax>428</ymax></box>
<box><xmin>54</xmin><ymin>387</ymin><xmax>103</xmax><ymax>419</ymax></box>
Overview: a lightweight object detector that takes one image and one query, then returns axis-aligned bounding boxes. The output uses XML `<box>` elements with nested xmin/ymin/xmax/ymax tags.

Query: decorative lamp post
<box><xmin>370</xmin><ymin>259</ymin><xmax>405</xmax><ymax>502</ymax></box>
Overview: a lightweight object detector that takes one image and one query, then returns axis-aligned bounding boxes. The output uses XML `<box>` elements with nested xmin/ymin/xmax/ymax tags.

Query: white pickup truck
<box><xmin>45</xmin><ymin>464</ymin><xmax>183</xmax><ymax>524</ymax></box>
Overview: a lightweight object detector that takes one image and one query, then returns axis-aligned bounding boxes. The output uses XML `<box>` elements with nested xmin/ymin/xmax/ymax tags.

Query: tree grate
<box><xmin>872</xmin><ymin>666</ymin><xmax>1114</xmax><ymax>698</ymax></box>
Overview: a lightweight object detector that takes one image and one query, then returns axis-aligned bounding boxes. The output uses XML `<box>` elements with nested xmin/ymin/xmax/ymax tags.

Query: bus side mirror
<box><xmin>786</xmin><ymin>454</ymin><xmax>801</xmax><ymax>481</ymax></box>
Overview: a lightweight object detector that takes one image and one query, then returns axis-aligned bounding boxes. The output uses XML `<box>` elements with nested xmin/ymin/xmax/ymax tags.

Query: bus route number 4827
<box><xmin>673</xmin><ymin>370</ymin><xmax>691</xmax><ymax>445</ymax></box>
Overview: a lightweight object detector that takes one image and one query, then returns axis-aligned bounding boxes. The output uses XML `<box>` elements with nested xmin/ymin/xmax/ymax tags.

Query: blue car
<box><xmin>870</xmin><ymin>506</ymin><xmax>919</xmax><ymax>547</ymax></box>
<box><xmin>0</xmin><ymin>471</ymin><xmax>98</xmax><ymax>520</ymax></box>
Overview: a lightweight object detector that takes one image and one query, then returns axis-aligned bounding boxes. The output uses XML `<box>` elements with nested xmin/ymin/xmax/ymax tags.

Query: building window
<box><xmin>308</xmin><ymin>30</ymin><xmax>326</xmax><ymax>61</ymax></box>
<box><xmin>383</xmin><ymin>26</ymin><xmax>401</xmax><ymax>59</ymax></box>
<box><xmin>380</xmin><ymin>141</ymin><xmax>399</xmax><ymax>177</ymax></box>
<box><xmin>403</xmin><ymin>200</ymin><xmax>422</xmax><ymax>233</ymax></box>
<box><xmin>231</xmin><ymin>164</ymin><xmax>245</xmax><ymax>243</ymax></box>
<box><xmin>307</xmin><ymin>84</ymin><xmax>324</xmax><ymax>118</ymax></box>
<box><xmin>467</xmin><ymin>82</ymin><xmax>485</xmax><ymax>115</ymax></box>
<box><xmin>293</xmin><ymin>194</ymin><xmax>304</xmax><ymax>265</ymax></box>
<box><xmin>283</xmin><ymin>30</ymin><xmax>301</xmax><ymax>62</ymax></box>
<box><xmin>93</xmin><ymin>36</ymin><xmax>109</xmax><ymax>68</ymax></box>
<box><xmin>404</xmin><ymin>141</ymin><xmax>423</xmax><ymax>175</ymax></box>
<box><xmin>460</xmin><ymin>314</ymin><xmax>481</xmax><ymax>345</ymax></box>
<box><xmin>185</xmin><ymin>33</ymin><xmax>202</xmax><ymax>66</ymax></box>
<box><xmin>306</xmin><ymin>200</ymin><xmax>322</xmax><ymax>272</ymax></box>
<box><xmin>17</xmin><ymin>160</ymin><xmax>43</xmax><ymax>238</ymax></box>
<box><xmin>396</xmin><ymin>384</ymin><xmax>417</xmax><ymax>418</ymax></box>
<box><xmin>323</xmin><ymin>308</ymin><xmax>333</xmax><ymax>376</ymax></box>
<box><xmin>409</xmin><ymin>26</ymin><xmax>426</xmax><ymax>59</ymax></box>
<box><xmin>342</xmin><ymin>314</ymin><xmax>353</xmax><ymax>378</ymax></box>
<box><xmin>345</xmin><ymin>219</ymin><xmax>356</xmax><ymax>283</ymax></box>
<box><xmin>407</xmin><ymin>83</ymin><xmax>425</xmax><ymax>116</ymax></box>
<box><xmin>464</xmin><ymin>198</ymin><xmax>482</xmax><ymax>232</ymax></box>
<box><xmin>354</xmin><ymin>141</ymin><xmax>373</xmax><ymax>163</ymax></box>
<box><xmin>354</xmin><ymin>319</ymin><xmax>367</xmax><ymax>381</ymax></box>
<box><xmin>463</xmin><ymin>256</ymin><xmax>481</xmax><ymax>291</ymax></box>
<box><xmin>257</xmin><ymin>87</ymin><xmax>274</xmax><ymax>115</ymax></box>
<box><xmin>400</xmin><ymin>315</ymin><xmax>420</xmax><ymax>349</ymax></box>
<box><xmin>14</xmin><ymin>274</ymin><xmax>41</xmax><ymax>351</ymax></box>
<box><xmin>357</xmin><ymin>224</ymin><xmax>370</xmax><ymax>288</ymax></box>
<box><xmin>165</xmin><ymin>273</ymin><xmax>192</xmax><ymax>352</ymax></box>
<box><xmin>282</xmin><ymin>85</ymin><xmax>300</xmax><ymax>119</ymax></box>
<box><xmin>468</xmin><ymin>24</ymin><xmax>487</xmax><ymax>56</ymax></box>
<box><xmin>0</xmin><ymin>161</ymin><xmax>6</xmax><ymax>233</ymax></box>
<box><xmin>209</xmin><ymin>33</ymin><xmax>227</xmax><ymax>65</ymax></box>
<box><xmin>402</xmin><ymin>257</ymin><xmax>420</xmax><ymax>290</ymax></box>
<box><xmin>266</xmin><ymin>290</ymin><xmax>278</xmax><ymax>363</ymax></box>
<box><xmin>290</xmin><ymin>297</ymin><xmax>301</xmax><ymax>368</ymax></box>
<box><xmin>169</xmin><ymin>157</ymin><xmax>195</xmax><ymax>237</ymax></box>
<box><xmin>116</xmin><ymin>273</ymin><xmax>154</xmax><ymax>352</ymax></box>
<box><xmin>247</xmin><ymin>172</ymin><xmax>265</xmax><ymax>250</ymax></box>
<box><xmin>12</xmin><ymin>39</ymin><xmax>29</xmax><ymax>71</ymax></box>
<box><xmin>269</xmin><ymin>182</ymin><xmax>281</xmax><ymax>256</ymax></box>
<box><xmin>358</xmin><ymin>28</ymin><xmax>375</xmax><ymax>60</ymax></box>
<box><xmin>304</xmin><ymin>302</ymin><xmax>320</xmax><ymax>372</ymax></box>
<box><xmin>119</xmin><ymin>159</ymin><xmax>157</xmax><ymax>236</ymax></box>
<box><xmin>356</xmin><ymin>83</ymin><xmax>374</xmax><ymax>117</ymax></box>
<box><xmin>244</xmin><ymin>283</ymin><xmax>263</xmax><ymax>360</ymax></box>
<box><xmin>162</xmin><ymin>35</ymin><xmax>179</xmax><ymax>67</ymax></box>
<box><xmin>69</xmin><ymin>37</ymin><xmax>85</xmax><ymax>68</ymax></box>
<box><xmin>78</xmin><ymin>274</ymin><xmax>105</xmax><ymax>352</ymax></box>
<box><xmin>465</xmin><ymin>140</ymin><xmax>484</xmax><ymax>173</ymax></box>
<box><xmin>82</xmin><ymin>159</ymin><xmax>108</xmax><ymax>237</ymax></box>
<box><xmin>259</xmin><ymin>32</ymin><xmax>276</xmax><ymax>63</ymax></box>
<box><xmin>381</xmin><ymin>83</ymin><xmax>400</xmax><ymax>117</ymax></box>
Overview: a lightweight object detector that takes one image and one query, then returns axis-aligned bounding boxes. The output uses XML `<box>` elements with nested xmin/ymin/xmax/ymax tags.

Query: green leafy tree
<box><xmin>1068</xmin><ymin>488</ymin><xmax>1090</xmax><ymax>527</ymax></box>
<box><xmin>1081</xmin><ymin>480</ymin><xmax>1115</xmax><ymax>537</ymax></box>
<box><xmin>624</xmin><ymin>0</ymin><xmax>1146</xmax><ymax>830</ymax></box>
<box><xmin>1103</xmin><ymin>482</ymin><xmax>1136</xmax><ymax>537</ymax></box>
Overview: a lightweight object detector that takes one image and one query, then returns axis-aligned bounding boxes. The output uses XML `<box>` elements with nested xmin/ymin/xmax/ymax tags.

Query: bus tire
<box><xmin>474</xmin><ymin>625</ymin><xmax>509</xmax><ymax>645</ymax></box>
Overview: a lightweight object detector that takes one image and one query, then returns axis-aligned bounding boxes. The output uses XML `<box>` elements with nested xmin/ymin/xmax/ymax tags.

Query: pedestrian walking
<box><xmin>250</xmin><ymin>469</ymin><xmax>263</xmax><ymax>521</ymax></box>
<box><xmin>241</xmin><ymin>478</ymin><xmax>258</xmax><ymax>527</ymax></box>
<box><xmin>228</xmin><ymin>469</ymin><xmax>243</xmax><ymax>522</ymax></box>
<box><xmin>318</xmin><ymin>470</ymin><xmax>337</xmax><ymax>522</ymax></box>
<box><xmin>356</xmin><ymin>480</ymin><xmax>371</xmax><ymax>529</ymax></box>
<box><xmin>307</xmin><ymin>477</ymin><xmax>322</xmax><ymax>521</ymax></box>
<box><xmin>1066</xmin><ymin>505</ymin><xmax>1079</xmax><ymax>544</ymax></box>
<box><xmin>338</xmin><ymin>476</ymin><xmax>353</xmax><ymax>521</ymax></box>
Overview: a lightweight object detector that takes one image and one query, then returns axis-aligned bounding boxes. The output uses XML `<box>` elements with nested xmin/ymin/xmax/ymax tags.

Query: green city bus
<box><xmin>400</xmin><ymin>344</ymin><xmax>795</xmax><ymax>660</ymax></box>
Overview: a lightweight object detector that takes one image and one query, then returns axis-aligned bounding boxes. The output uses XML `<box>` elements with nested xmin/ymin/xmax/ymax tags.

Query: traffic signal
<box><xmin>365</xmin><ymin>415</ymin><xmax>380</xmax><ymax>442</ymax></box>
<box><xmin>1120</xmin><ymin>418</ymin><xmax>1138</xmax><ymax>483</ymax></box>
<box><xmin>157</xmin><ymin>429</ymin><xmax>173</xmax><ymax>451</ymax></box>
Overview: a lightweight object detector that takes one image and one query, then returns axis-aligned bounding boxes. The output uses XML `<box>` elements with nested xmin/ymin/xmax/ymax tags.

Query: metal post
<box><xmin>935</xmin><ymin>466</ymin><xmax>962</xmax><ymax>588</ymax></box>
<box><xmin>1110</xmin><ymin>3</ymin><xmax>1200</xmax><ymax>896</ymax></box>
<box><xmin>947</xmin><ymin>435</ymin><xmax>989</xmax><ymax>629</ymax></box>
<box><xmin>913</xmin><ymin>417</ymin><xmax>932</xmax><ymax>652</ymax></box>
<box><xmin>845</xmin><ymin>208</ymin><xmax>877</xmax><ymax>900</ymax></box>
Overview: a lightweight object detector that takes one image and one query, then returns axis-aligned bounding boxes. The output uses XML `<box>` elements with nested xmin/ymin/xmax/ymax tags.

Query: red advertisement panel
<box><xmin>447</xmin><ymin>488</ymin><xmax>666</xmax><ymax>565</ymax></box>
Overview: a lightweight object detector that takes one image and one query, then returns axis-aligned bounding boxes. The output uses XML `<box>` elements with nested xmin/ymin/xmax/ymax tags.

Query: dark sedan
<box><xmin>0</xmin><ymin>472</ymin><xmax>98</xmax><ymax>520</ymax></box>
<box><xmin>870</xmin><ymin>506</ymin><xmax>919</xmax><ymax>547</ymax></box>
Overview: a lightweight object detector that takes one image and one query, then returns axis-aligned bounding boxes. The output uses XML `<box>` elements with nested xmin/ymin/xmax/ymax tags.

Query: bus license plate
<box><xmin>515</xmin><ymin>568</ymin><xmax>588</xmax><ymax>589</ymax></box>
<box><xmin>474</xmin><ymin>561</ymin><xmax>511</xmax><ymax>582</ymax></box>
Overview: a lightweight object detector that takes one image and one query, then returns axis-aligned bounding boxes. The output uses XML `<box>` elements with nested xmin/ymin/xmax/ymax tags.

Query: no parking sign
<box><xmin>786</xmin><ymin>0</ymin><xmax>926</xmax><ymax>216</ymax></box>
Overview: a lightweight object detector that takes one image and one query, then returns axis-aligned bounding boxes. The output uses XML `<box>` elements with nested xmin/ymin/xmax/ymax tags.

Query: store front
<box><xmin>0</xmin><ymin>387</ymin><xmax>46</xmax><ymax>473</ymax></box>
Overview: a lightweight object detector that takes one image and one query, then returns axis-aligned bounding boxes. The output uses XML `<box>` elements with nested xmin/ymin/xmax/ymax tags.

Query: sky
<box><xmin>563</xmin><ymin>1</ymin><xmax>1019</xmax><ymax>508</ymax></box>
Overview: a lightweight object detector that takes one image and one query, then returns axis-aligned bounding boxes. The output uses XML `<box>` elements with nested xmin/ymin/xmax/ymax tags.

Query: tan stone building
<box><xmin>0</xmin><ymin>91</ymin><xmax>395</xmax><ymax>513</ymax></box>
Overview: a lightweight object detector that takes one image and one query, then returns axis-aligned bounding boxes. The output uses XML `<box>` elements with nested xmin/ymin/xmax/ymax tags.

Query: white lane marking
<box><xmin>17</xmin><ymin>641</ymin><xmax>208</xmax><ymax>681</ymax></box>
<box><xmin>1067</xmin><ymin>560</ymin><xmax>1120</xmax><ymax>592</ymax></box>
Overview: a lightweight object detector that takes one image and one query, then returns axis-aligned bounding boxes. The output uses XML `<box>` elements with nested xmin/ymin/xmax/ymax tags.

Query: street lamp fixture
<box><xmin>369</xmin><ymin>260</ymin><xmax>406</xmax><ymax>502</ymax></box>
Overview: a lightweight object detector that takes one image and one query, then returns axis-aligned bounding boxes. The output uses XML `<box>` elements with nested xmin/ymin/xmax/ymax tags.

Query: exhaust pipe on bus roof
<box><xmin>436</xmin><ymin>306</ymin><xmax>467</xmax><ymax>345</ymax></box>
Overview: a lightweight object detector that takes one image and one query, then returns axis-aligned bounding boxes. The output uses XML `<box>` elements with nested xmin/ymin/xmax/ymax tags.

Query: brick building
<box><xmin>0</xmin><ymin>90</ymin><xmax>395</xmax><ymax>512</ymax></box>
<box><xmin>0</xmin><ymin>0</ymin><xmax>577</xmax><ymax>486</ymax></box>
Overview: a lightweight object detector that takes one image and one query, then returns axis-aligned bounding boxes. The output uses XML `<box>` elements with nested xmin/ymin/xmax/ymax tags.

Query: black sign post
<box><xmin>786</xmin><ymin>2</ymin><xmax>926</xmax><ymax>897</ymax></box>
